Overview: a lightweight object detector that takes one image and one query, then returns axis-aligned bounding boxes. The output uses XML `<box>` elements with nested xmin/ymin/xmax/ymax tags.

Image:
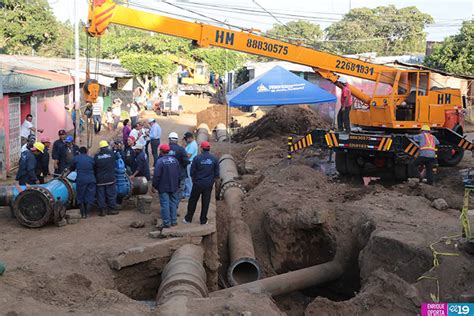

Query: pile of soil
<box><xmin>179</xmin><ymin>95</ymin><xmax>215</xmax><ymax>113</ymax></box>
<box><xmin>232</xmin><ymin>105</ymin><xmax>330</xmax><ymax>142</ymax></box>
<box><xmin>196</xmin><ymin>105</ymin><xmax>244</xmax><ymax>130</ymax></box>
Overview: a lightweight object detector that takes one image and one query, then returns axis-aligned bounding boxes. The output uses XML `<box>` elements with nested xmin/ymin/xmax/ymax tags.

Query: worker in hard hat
<box><xmin>130</xmin><ymin>143</ymin><xmax>150</xmax><ymax>181</ymax></box>
<box><xmin>183</xmin><ymin>141</ymin><xmax>219</xmax><ymax>225</ymax></box>
<box><xmin>94</xmin><ymin>140</ymin><xmax>119</xmax><ymax>216</ymax></box>
<box><xmin>57</xmin><ymin>135</ymin><xmax>80</xmax><ymax>175</ymax></box>
<box><xmin>412</xmin><ymin>125</ymin><xmax>439</xmax><ymax>185</ymax></box>
<box><xmin>71</xmin><ymin>147</ymin><xmax>96</xmax><ymax>218</ymax></box>
<box><xmin>16</xmin><ymin>142</ymin><xmax>43</xmax><ymax>185</ymax></box>
<box><xmin>168</xmin><ymin>131</ymin><xmax>190</xmax><ymax>205</ymax></box>
<box><xmin>36</xmin><ymin>136</ymin><xmax>51</xmax><ymax>183</ymax></box>
<box><xmin>152</xmin><ymin>143</ymin><xmax>180</xmax><ymax>228</ymax></box>
<box><xmin>337</xmin><ymin>76</ymin><xmax>352</xmax><ymax>132</ymax></box>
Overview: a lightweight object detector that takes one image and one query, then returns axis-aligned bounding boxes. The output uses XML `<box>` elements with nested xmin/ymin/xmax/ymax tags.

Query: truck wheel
<box><xmin>346</xmin><ymin>154</ymin><xmax>361</xmax><ymax>175</ymax></box>
<box><xmin>394</xmin><ymin>163</ymin><xmax>408</xmax><ymax>180</ymax></box>
<box><xmin>335</xmin><ymin>152</ymin><xmax>348</xmax><ymax>175</ymax></box>
<box><xmin>438</xmin><ymin>149</ymin><xmax>464</xmax><ymax>167</ymax></box>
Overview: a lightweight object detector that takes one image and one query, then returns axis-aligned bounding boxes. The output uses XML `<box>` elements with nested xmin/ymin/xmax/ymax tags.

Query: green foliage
<box><xmin>325</xmin><ymin>5</ymin><xmax>433</xmax><ymax>56</ymax></box>
<box><xmin>120</xmin><ymin>53</ymin><xmax>175</xmax><ymax>79</ymax></box>
<box><xmin>424</xmin><ymin>21</ymin><xmax>473</xmax><ymax>76</ymax></box>
<box><xmin>0</xmin><ymin>0</ymin><xmax>61</xmax><ymax>54</ymax></box>
<box><xmin>100</xmin><ymin>26</ymin><xmax>192</xmax><ymax>59</ymax></box>
<box><xmin>266</xmin><ymin>20</ymin><xmax>323</xmax><ymax>44</ymax></box>
<box><xmin>190</xmin><ymin>48</ymin><xmax>249</xmax><ymax>75</ymax></box>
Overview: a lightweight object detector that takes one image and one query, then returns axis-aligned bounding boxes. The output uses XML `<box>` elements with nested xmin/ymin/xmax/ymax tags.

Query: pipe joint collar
<box><xmin>218</xmin><ymin>181</ymin><xmax>246</xmax><ymax>200</ymax></box>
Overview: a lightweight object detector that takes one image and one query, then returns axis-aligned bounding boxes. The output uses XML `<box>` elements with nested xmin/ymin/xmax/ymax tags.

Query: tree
<box><xmin>424</xmin><ymin>21</ymin><xmax>473</xmax><ymax>76</ymax></box>
<box><xmin>120</xmin><ymin>53</ymin><xmax>175</xmax><ymax>91</ymax></box>
<box><xmin>99</xmin><ymin>26</ymin><xmax>192</xmax><ymax>59</ymax></box>
<box><xmin>0</xmin><ymin>0</ymin><xmax>61</xmax><ymax>54</ymax></box>
<box><xmin>190</xmin><ymin>48</ymin><xmax>248</xmax><ymax>75</ymax></box>
<box><xmin>266</xmin><ymin>20</ymin><xmax>323</xmax><ymax>45</ymax></box>
<box><xmin>325</xmin><ymin>6</ymin><xmax>433</xmax><ymax>56</ymax></box>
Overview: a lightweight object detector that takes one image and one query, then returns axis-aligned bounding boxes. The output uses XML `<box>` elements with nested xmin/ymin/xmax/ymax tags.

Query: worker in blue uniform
<box><xmin>130</xmin><ymin>143</ymin><xmax>151</xmax><ymax>180</ymax></box>
<box><xmin>94</xmin><ymin>140</ymin><xmax>118</xmax><ymax>216</ymax></box>
<box><xmin>168</xmin><ymin>132</ymin><xmax>189</xmax><ymax>202</ymax></box>
<box><xmin>16</xmin><ymin>142</ymin><xmax>43</xmax><ymax>185</ymax></box>
<box><xmin>71</xmin><ymin>147</ymin><xmax>96</xmax><ymax>218</ymax></box>
<box><xmin>57</xmin><ymin>135</ymin><xmax>79</xmax><ymax>174</ymax></box>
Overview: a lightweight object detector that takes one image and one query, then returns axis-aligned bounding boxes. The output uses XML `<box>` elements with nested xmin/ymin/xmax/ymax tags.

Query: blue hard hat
<box><xmin>65</xmin><ymin>135</ymin><xmax>73</xmax><ymax>143</ymax></box>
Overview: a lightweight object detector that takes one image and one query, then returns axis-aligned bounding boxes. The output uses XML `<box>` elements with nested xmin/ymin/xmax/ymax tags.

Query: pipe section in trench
<box><xmin>218</xmin><ymin>154</ymin><xmax>262</xmax><ymax>286</ymax></box>
<box><xmin>215</xmin><ymin>123</ymin><xmax>228</xmax><ymax>142</ymax></box>
<box><xmin>156</xmin><ymin>244</ymin><xmax>208</xmax><ymax>304</ymax></box>
<box><xmin>196</xmin><ymin>123</ymin><xmax>210</xmax><ymax>145</ymax></box>
<box><xmin>211</xmin><ymin>260</ymin><xmax>343</xmax><ymax>297</ymax></box>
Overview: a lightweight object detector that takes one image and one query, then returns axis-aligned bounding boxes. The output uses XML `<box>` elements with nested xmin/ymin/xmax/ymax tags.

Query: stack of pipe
<box><xmin>218</xmin><ymin>154</ymin><xmax>262</xmax><ymax>286</ymax></box>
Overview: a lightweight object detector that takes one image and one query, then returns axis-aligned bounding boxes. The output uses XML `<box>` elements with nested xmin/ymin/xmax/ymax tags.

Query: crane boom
<box><xmin>86</xmin><ymin>0</ymin><xmax>471</xmax><ymax>177</ymax></box>
<box><xmin>87</xmin><ymin>0</ymin><xmax>398</xmax><ymax>104</ymax></box>
<box><xmin>87</xmin><ymin>0</ymin><xmax>463</xmax><ymax>131</ymax></box>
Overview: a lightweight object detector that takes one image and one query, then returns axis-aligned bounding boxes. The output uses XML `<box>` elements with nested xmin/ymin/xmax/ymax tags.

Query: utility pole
<box><xmin>74</xmin><ymin>0</ymin><xmax>81</xmax><ymax>143</ymax></box>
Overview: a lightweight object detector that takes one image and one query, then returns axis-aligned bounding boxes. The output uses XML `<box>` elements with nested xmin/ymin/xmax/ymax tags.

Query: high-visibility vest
<box><xmin>420</xmin><ymin>133</ymin><xmax>436</xmax><ymax>151</ymax></box>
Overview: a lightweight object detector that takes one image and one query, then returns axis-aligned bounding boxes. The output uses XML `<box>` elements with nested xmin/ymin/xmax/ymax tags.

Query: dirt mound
<box><xmin>179</xmin><ymin>95</ymin><xmax>215</xmax><ymax>113</ymax></box>
<box><xmin>196</xmin><ymin>105</ymin><xmax>244</xmax><ymax>130</ymax></box>
<box><xmin>232</xmin><ymin>105</ymin><xmax>330</xmax><ymax>142</ymax></box>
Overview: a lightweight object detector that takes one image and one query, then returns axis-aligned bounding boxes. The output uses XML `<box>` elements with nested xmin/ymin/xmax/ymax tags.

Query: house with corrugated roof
<box><xmin>0</xmin><ymin>54</ymin><xmax>132</xmax><ymax>177</ymax></box>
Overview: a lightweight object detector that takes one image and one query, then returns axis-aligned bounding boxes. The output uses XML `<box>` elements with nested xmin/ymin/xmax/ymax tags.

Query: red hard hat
<box><xmin>159</xmin><ymin>144</ymin><xmax>170</xmax><ymax>153</ymax></box>
<box><xmin>200</xmin><ymin>141</ymin><xmax>210</xmax><ymax>149</ymax></box>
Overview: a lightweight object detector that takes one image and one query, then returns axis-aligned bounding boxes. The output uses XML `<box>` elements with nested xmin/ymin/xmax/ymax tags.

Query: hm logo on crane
<box><xmin>215</xmin><ymin>30</ymin><xmax>235</xmax><ymax>46</ymax></box>
<box><xmin>438</xmin><ymin>93</ymin><xmax>452</xmax><ymax>104</ymax></box>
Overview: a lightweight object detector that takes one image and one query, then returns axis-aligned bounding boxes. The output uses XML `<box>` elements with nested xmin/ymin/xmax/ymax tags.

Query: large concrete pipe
<box><xmin>156</xmin><ymin>244</ymin><xmax>208</xmax><ymax>304</ymax></box>
<box><xmin>215</xmin><ymin>123</ymin><xmax>228</xmax><ymax>142</ymax></box>
<box><xmin>218</xmin><ymin>154</ymin><xmax>262</xmax><ymax>286</ymax></box>
<box><xmin>228</xmin><ymin>219</ymin><xmax>262</xmax><ymax>286</ymax></box>
<box><xmin>218</xmin><ymin>154</ymin><xmax>240</xmax><ymax>188</ymax></box>
<box><xmin>211</xmin><ymin>260</ymin><xmax>343</xmax><ymax>297</ymax></box>
<box><xmin>196</xmin><ymin>123</ymin><xmax>210</xmax><ymax>145</ymax></box>
<box><xmin>0</xmin><ymin>158</ymin><xmax>148</xmax><ymax>228</ymax></box>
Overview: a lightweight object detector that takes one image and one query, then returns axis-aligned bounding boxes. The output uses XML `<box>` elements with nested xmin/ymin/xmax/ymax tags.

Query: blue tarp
<box><xmin>226</xmin><ymin>65</ymin><xmax>336</xmax><ymax>107</ymax></box>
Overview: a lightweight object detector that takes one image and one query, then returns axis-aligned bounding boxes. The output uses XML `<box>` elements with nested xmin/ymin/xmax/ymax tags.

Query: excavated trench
<box><xmin>110</xmin><ymin>152</ymin><xmax>377</xmax><ymax>314</ymax></box>
<box><xmin>113</xmin><ymin>259</ymin><xmax>166</xmax><ymax>301</ymax></box>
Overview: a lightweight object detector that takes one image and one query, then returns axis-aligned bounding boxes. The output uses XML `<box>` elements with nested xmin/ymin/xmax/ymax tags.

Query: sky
<box><xmin>50</xmin><ymin>0</ymin><xmax>473</xmax><ymax>41</ymax></box>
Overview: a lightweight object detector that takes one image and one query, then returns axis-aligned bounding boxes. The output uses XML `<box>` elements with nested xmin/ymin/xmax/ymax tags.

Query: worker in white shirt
<box><xmin>112</xmin><ymin>98</ymin><xmax>122</xmax><ymax>129</ymax></box>
<box><xmin>20</xmin><ymin>114</ymin><xmax>43</xmax><ymax>145</ymax></box>
<box><xmin>92</xmin><ymin>96</ymin><xmax>104</xmax><ymax>134</ymax></box>
<box><xmin>128</xmin><ymin>101</ymin><xmax>140</xmax><ymax>126</ymax></box>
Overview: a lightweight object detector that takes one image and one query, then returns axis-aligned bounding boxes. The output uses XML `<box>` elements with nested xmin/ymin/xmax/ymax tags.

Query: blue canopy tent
<box><xmin>226</xmin><ymin>65</ymin><xmax>336</xmax><ymax>107</ymax></box>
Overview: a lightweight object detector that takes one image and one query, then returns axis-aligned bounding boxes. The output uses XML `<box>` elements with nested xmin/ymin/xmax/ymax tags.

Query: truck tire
<box><xmin>439</xmin><ymin>124</ymin><xmax>464</xmax><ymax>166</ymax></box>
<box><xmin>346</xmin><ymin>154</ymin><xmax>361</xmax><ymax>175</ymax></box>
<box><xmin>335</xmin><ymin>152</ymin><xmax>348</xmax><ymax>175</ymax></box>
<box><xmin>438</xmin><ymin>149</ymin><xmax>464</xmax><ymax>167</ymax></box>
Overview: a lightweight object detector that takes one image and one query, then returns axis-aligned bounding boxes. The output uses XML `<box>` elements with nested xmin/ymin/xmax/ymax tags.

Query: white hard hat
<box><xmin>168</xmin><ymin>132</ymin><xmax>179</xmax><ymax>140</ymax></box>
<box><xmin>147</xmin><ymin>118</ymin><xmax>155</xmax><ymax>123</ymax></box>
<box><xmin>338</xmin><ymin>76</ymin><xmax>348</xmax><ymax>84</ymax></box>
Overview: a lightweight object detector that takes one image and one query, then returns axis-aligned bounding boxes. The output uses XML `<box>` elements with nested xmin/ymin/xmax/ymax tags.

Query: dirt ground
<box><xmin>1</xmin><ymin>104</ymin><xmax>474</xmax><ymax>315</ymax></box>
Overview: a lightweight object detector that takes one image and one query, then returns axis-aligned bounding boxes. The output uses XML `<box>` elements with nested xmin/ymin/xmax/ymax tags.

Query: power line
<box><xmin>180</xmin><ymin>2</ymin><xmax>469</xmax><ymax>30</ymax></box>
<box><xmin>183</xmin><ymin>1</ymin><xmax>472</xmax><ymax>23</ymax></box>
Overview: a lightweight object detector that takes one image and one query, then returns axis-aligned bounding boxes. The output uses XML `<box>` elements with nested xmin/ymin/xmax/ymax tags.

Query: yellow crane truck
<box><xmin>85</xmin><ymin>0</ymin><xmax>473</xmax><ymax>179</ymax></box>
